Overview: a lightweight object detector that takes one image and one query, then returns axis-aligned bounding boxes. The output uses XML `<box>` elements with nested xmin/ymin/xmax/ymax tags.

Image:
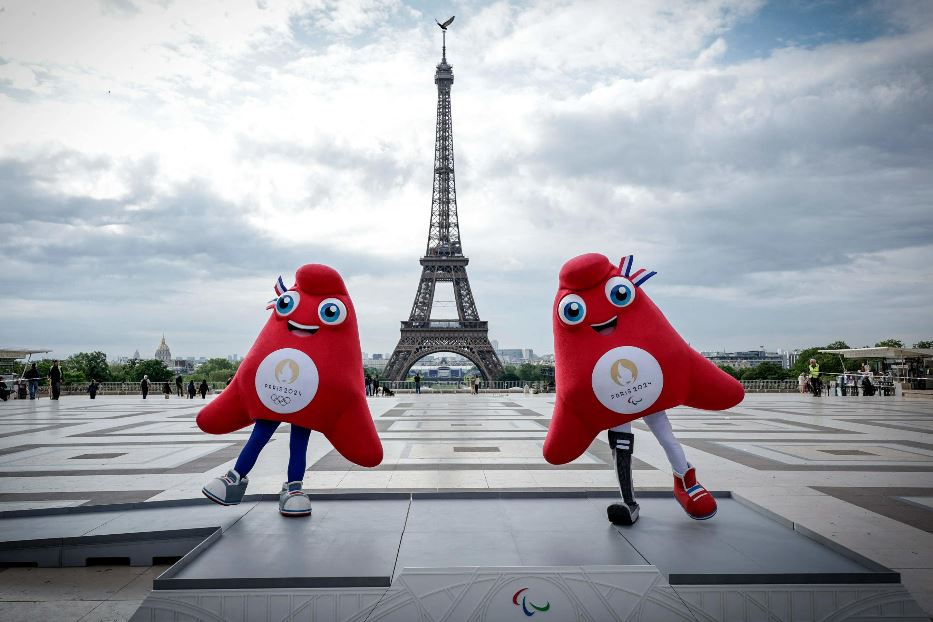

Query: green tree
<box><xmin>717</xmin><ymin>364</ymin><xmax>741</xmax><ymax>380</ymax></box>
<box><xmin>66</xmin><ymin>351</ymin><xmax>111</xmax><ymax>383</ymax></box>
<box><xmin>188</xmin><ymin>358</ymin><xmax>240</xmax><ymax>383</ymax></box>
<box><xmin>517</xmin><ymin>363</ymin><xmax>543</xmax><ymax>381</ymax></box>
<box><xmin>791</xmin><ymin>343</ymin><xmax>851</xmax><ymax>376</ymax></box>
<box><xmin>742</xmin><ymin>362</ymin><xmax>793</xmax><ymax>380</ymax></box>
<box><xmin>913</xmin><ymin>340</ymin><xmax>933</xmax><ymax>349</ymax></box>
<box><xmin>824</xmin><ymin>340</ymin><xmax>850</xmax><ymax>350</ymax></box>
<box><xmin>874</xmin><ymin>339</ymin><xmax>903</xmax><ymax>348</ymax></box>
<box><xmin>498</xmin><ymin>365</ymin><xmax>520</xmax><ymax>381</ymax></box>
<box><xmin>130</xmin><ymin>359</ymin><xmax>172</xmax><ymax>382</ymax></box>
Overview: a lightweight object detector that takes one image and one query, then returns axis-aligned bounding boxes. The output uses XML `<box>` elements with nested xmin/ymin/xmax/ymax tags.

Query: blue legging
<box><xmin>233</xmin><ymin>419</ymin><xmax>312</xmax><ymax>483</ymax></box>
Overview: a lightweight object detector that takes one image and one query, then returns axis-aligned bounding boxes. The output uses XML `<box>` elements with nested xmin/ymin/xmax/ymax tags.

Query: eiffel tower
<box><xmin>383</xmin><ymin>22</ymin><xmax>503</xmax><ymax>381</ymax></box>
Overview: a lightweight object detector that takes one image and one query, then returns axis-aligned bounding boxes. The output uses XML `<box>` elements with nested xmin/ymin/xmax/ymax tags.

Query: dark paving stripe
<box><xmin>679</xmin><ymin>439</ymin><xmax>933</xmax><ymax>472</ymax></box>
<box><xmin>810</xmin><ymin>486</ymin><xmax>933</xmax><ymax>534</ymax></box>
<box><xmin>0</xmin><ymin>490</ymin><xmax>163</xmax><ymax>506</ymax></box>
<box><xmin>838</xmin><ymin>418</ymin><xmax>933</xmax><ymax>434</ymax></box>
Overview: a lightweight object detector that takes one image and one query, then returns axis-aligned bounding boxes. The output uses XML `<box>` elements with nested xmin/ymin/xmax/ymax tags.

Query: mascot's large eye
<box><xmin>557</xmin><ymin>294</ymin><xmax>587</xmax><ymax>325</ymax></box>
<box><xmin>318</xmin><ymin>298</ymin><xmax>347</xmax><ymax>325</ymax></box>
<box><xmin>605</xmin><ymin>276</ymin><xmax>636</xmax><ymax>308</ymax></box>
<box><xmin>274</xmin><ymin>291</ymin><xmax>300</xmax><ymax>316</ymax></box>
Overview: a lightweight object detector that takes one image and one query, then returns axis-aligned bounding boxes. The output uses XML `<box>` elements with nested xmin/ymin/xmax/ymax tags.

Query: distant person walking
<box><xmin>472</xmin><ymin>377</ymin><xmax>480</xmax><ymax>395</ymax></box>
<box><xmin>0</xmin><ymin>379</ymin><xmax>10</xmax><ymax>401</ymax></box>
<box><xmin>175</xmin><ymin>375</ymin><xmax>183</xmax><ymax>397</ymax></box>
<box><xmin>187</xmin><ymin>380</ymin><xmax>196</xmax><ymax>399</ymax></box>
<box><xmin>87</xmin><ymin>379</ymin><xmax>99</xmax><ymax>399</ymax></box>
<box><xmin>365</xmin><ymin>375</ymin><xmax>372</xmax><ymax>397</ymax></box>
<box><xmin>414</xmin><ymin>373</ymin><xmax>421</xmax><ymax>395</ymax></box>
<box><xmin>198</xmin><ymin>380</ymin><xmax>209</xmax><ymax>399</ymax></box>
<box><xmin>49</xmin><ymin>360</ymin><xmax>62</xmax><ymax>400</ymax></box>
<box><xmin>372</xmin><ymin>377</ymin><xmax>380</xmax><ymax>397</ymax></box>
<box><xmin>162</xmin><ymin>381</ymin><xmax>172</xmax><ymax>399</ymax></box>
<box><xmin>141</xmin><ymin>375</ymin><xmax>150</xmax><ymax>399</ymax></box>
<box><xmin>24</xmin><ymin>363</ymin><xmax>40</xmax><ymax>400</ymax></box>
<box><xmin>807</xmin><ymin>359</ymin><xmax>821</xmax><ymax>396</ymax></box>
<box><xmin>798</xmin><ymin>372</ymin><xmax>807</xmax><ymax>394</ymax></box>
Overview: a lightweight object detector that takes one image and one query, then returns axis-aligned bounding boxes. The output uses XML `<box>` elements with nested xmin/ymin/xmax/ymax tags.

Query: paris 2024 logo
<box><xmin>254</xmin><ymin>348</ymin><xmax>318</xmax><ymax>414</ymax></box>
<box><xmin>591</xmin><ymin>346</ymin><xmax>663</xmax><ymax>414</ymax></box>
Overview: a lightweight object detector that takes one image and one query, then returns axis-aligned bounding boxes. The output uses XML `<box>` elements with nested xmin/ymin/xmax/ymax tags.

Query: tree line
<box><xmin>12</xmin><ymin>352</ymin><xmax>241</xmax><ymax>384</ymax></box>
<box><xmin>717</xmin><ymin>339</ymin><xmax>931</xmax><ymax>381</ymax></box>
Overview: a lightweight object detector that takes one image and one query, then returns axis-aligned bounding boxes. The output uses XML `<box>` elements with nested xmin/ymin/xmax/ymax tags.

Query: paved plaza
<box><xmin>0</xmin><ymin>393</ymin><xmax>931</xmax><ymax>619</ymax></box>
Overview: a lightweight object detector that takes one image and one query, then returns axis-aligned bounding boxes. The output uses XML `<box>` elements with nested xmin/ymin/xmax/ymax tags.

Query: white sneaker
<box><xmin>279</xmin><ymin>481</ymin><xmax>312</xmax><ymax>517</ymax></box>
<box><xmin>202</xmin><ymin>470</ymin><xmax>248</xmax><ymax>506</ymax></box>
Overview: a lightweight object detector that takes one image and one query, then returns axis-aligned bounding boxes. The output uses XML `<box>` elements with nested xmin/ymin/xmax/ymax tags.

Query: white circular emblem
<box><xmin>591</xmin><ymin>346</ymin><xmax>663</xmax><ymax>414</ymax></box>
<box><xmin>254</xmin><ymin>348</ymin><xmax>318</xmax><ymax>414</ymax></box>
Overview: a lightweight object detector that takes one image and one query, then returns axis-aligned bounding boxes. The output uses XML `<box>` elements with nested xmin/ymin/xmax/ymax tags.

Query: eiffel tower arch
<box><xmin>383</xmin><ymin>24</ymin><xmax>503</xmax><ymax>382</ymax></box>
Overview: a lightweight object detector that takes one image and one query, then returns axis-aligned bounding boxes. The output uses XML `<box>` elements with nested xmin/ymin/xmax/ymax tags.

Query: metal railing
<box><xmin>740</xmin><ymin>379</ymin><xmax>800</xmax><ymax>393</ymax></box>
<box><xmin>0</xmin><ymin>381</ymin><xmax>228</xmax><ymax>398</ymax></box>
<box><xmin>374</xmin><ymin>380</ymin><xmax>547</xmax><ymax>395</ymax></box>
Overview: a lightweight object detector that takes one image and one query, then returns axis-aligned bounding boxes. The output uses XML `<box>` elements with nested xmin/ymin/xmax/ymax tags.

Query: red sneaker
<box><xmin>673</xmin><ymin>465</ymin><xmax>717</xmax><ymax>520</ymax></box>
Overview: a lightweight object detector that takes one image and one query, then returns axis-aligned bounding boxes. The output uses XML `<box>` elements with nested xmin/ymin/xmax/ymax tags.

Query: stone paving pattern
<box><xmin>0</xmin><ymin>392</ymin><xmax>931</xmax><ymax>619</ymax></box>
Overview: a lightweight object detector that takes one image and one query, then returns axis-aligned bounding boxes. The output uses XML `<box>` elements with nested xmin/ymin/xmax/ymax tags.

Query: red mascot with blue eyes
<box><xmin>544</xmin><ymin>253</ymin><xmax>744</xmax><ymax>525</ymax></box>
<box><xmin>197</xmin><ymin>264</ymin><xmax>382</xmax><ymax>517</ymax></box>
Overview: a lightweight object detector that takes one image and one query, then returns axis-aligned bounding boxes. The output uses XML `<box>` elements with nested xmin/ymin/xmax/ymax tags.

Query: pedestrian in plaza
<box><xmin>372</xmin><ymin>376</ymin><xmax>380</xmax><ymax>397</ymax></box>
<box><xmin>472</xmin><ymin>376</ymin><xmax>480</xmax><ymax>395</ymax></box>
<box><xmin>414</xmin><ymin>372</ymin><xmax>421</xmax><ymax>394</ymax></box>
<box><xmin>198</xmin><ymin>379</ymin><xmax>209</xmax><ymax>399</ymax></box>
<box><xmin>861</xmin><ymin>371</ymin><xmax>877</xmax><ymax>397</ymax></box>
<box><xmin>141</xmin><ymin>375</ymin><xmax>150</xmax><ymax>399</ymax></box>
<box><xmin>797</xmin><ymin>373</ymin><xmax>807</xmax><ymax>394</ymax></box>
<box><xmin>175</xmin><ymin>374</ymin><xmax>183</xmax><ymax>397</ymax></box>
<box><xmin>24</xmin><ymin>363</ymin><xmax>40</xmax><ymax>399</ymax></box>
<box><xmin>49</xmin><ymin>360</ymin><xmax>62</xmax><ymax>400</ymax></box>
<box><xmin>162</xmin><ymin>381</ymin><xmax>172</xmax><ymax>399</ymax></box>
<box><xmin>807</xmin><ymin>358</ymin><xmax>821</xmax><ymax>396</ymax></box>
<box><xmin>87</xmin><ymin>378</ymin><xmax>99</xmax><ymax>399</ymax></box>
<box><xmin>365</xmin><ymin>374</ymin><xmax>372</xmax><ymax>396</ymax></box>
<box><xmin>0</xmin><ymin>379</ymin><xmax>9</xmax><ymax>401</ymax></box>
<box><xmin>187</xmin><ymin>379</ymin><xmax>196</xmax><ymax>399</ymax></box>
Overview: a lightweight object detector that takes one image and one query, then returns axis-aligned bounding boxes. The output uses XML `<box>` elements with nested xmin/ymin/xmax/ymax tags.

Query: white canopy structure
<box><xmin>0</xmin><ymin>348</ymin><xmax>52</xmax><ymax>360</ymax></box>
<box><xmin>818</xmin><ymin>347</ymin><xmax>933</xmax><ymax>359</ymax></box>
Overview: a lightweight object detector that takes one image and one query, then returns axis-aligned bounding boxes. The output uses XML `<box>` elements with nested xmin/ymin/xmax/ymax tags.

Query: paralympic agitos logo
<box><xmin>512</xmin><ymin>587</ymin><xmax>550</xmax><ymax>616</ymax></box>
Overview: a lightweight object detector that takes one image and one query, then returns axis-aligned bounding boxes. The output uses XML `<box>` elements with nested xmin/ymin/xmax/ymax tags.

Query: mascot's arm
<box><xmin>196</xmin><ymin>381</ymin><xmax>253</xmax><ymax>434</ymax></box>
<box><xmin>321</xmin><ymin>393</ymin><xmax>383</xmax><ymax>468</ymax></box>
<box><xmin>683</xmin><ymin>350</ymin><xmax>745</xmax><ymax>411</ymax></box>
<box><xmin>543</xmin><ymin>395</ymin><xmax>599</xmax><ymax>465</ymax></box>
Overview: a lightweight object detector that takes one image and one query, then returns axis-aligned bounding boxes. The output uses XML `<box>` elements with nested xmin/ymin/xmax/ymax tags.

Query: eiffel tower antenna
<box><xmin>383</xmin><ymin>21</ymin><xmax>503</xmax><ymax>381</ymax></box>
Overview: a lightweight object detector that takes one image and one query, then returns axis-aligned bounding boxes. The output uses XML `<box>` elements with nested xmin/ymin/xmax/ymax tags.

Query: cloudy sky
<box><xmin>1</xmin><ymin>0</ymin><xmax>931</xmax><ymax>361</ymax></box>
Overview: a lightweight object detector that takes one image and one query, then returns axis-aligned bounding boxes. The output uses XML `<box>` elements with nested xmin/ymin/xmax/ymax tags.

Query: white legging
<box><xmin>611</xmin><ymin>410</ymin><xmax>689</xmax><ymax>475</ymax></box>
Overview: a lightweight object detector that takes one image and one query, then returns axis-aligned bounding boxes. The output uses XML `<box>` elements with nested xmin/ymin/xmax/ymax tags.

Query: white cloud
<box><xmin>0</xmin><ymin>0</ymin><xmax>930</xmax><ymax>359</ymax></box>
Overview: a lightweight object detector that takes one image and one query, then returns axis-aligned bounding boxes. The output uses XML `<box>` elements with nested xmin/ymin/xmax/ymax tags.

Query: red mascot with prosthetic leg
<box><xmin>198</xmin><ymin>264</ymin><xmax>382</xmax><ymax>517</ymax></box>
<box><xmin>544</xmin><ymin>253</ymin><xmax>744</xmax><ymax>525</ymax></box>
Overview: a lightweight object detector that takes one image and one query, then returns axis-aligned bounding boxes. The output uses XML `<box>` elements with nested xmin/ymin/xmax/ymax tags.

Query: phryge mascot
<box><xmin>197</xmin><ymin>264</ymin><xmax>382</xmax><ymax>517</ymax></box>
<box><xmin>544</xmin><ymin>253</ymin><xmax>744</xmax><ymax>525</ymax></box>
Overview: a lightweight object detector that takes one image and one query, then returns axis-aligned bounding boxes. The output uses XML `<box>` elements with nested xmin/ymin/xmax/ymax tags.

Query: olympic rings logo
<box><xmin>270</xmin><ymin>394</ymin><xmax>292</xmax><ymax>406</ymax></box>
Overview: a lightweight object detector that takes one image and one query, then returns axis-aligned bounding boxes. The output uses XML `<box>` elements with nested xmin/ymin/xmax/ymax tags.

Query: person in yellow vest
<box><xmin>808</xmin><ymin>358</ymin><xmax>821</xmax><ymax>396</ymax></box>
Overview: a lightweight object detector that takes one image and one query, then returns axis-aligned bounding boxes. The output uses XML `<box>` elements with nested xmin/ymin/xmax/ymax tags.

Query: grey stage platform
<box><xmin>0</xmin><ymin>492</ymin><xmax>925</xmax><ymax>621</ymax></box>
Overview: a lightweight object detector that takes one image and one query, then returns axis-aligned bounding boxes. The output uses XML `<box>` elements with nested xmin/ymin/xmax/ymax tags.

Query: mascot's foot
<box><xmin>607</xmin><ymin>502</ymin><xmax>640</xmax><ymax>525</ymax></box>
<box><xmin>279</xmin><ymin>481</ymin><xmax>312</xmax><ymax>517</ymax></box>
<box><xmin>202</xmin><ymin>470</ymin><xmax>248</xmax><ymax>506</ymax></box>
<box><xmin>673</xmin><ymin>465</ymin><xmax>717</xmax><ymax>520</ymax></box>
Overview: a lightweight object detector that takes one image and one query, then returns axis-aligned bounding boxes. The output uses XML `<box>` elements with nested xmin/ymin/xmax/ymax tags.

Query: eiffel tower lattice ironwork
<box><xmin>383</xmin><ymin>24</ymin><xmax>503</xmax><ymax>381</ymax></box>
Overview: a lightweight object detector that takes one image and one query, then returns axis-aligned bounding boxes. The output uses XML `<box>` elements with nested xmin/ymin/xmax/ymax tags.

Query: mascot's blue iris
<box><xmin>321</xmin><ymin>303</ymin><xmax>340</xmax><ymax>322</ymax></box>
<box><xmin>604</xmin><ymin>276</ymin><xmax>636</xmax><ymax>308</ymax></box>
<box><xmin>275</xmin><ymin>293</ymin><xmax>298</xmax><ymax>315</ymax></box>
<box><xmin>317</xmin><ymin>298</ymin><xmax>348</xmax><ymax>325</ymax></box>
<box><xmin>609</xmin><ymin>283</ymin><xmax>632</xmax><ymax>305</ymax></box>
<box><xmin>557</xmin><ymin>294</ymin><xmax>586</xmax><ymax>325</ymax></box>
